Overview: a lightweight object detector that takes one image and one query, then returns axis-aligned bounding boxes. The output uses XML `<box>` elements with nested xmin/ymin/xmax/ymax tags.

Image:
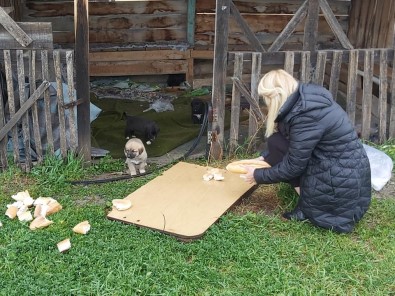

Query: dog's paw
<box><xmin>146</xmin><ymin>141</ymin><xmax>151</xmax><ymax>145</ymax></box>
<box><xmin>139</xmin><ymin>168</ymin><xmax>146</xmax><ymax>174</ymax></box>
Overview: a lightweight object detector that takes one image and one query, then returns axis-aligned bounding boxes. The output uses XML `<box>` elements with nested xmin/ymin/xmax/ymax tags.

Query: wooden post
<box><xmin>74</xmin><ymin>0</ymin><xmax>91</xmax><ymax>162</ymax></box>
<box><xmin>210</xmin><ymin>0</ymin><xmax>230</xmax><ymax>159</ymax></box>
<box><xmin>303</xmin><ymin>0</ymin><xmax>320</xmax><ymax>51</ymax></box>
<box><xmin>187</xmin><ymin>0</ymin><xmax>195</xmax><ymax>46</ymax></box>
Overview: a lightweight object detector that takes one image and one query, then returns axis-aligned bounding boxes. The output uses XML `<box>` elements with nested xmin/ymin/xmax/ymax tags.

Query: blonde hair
<box><xmin>258</xmin><ymin>69</ymin><xmax>298</xmax><ymax>137</ymax></box>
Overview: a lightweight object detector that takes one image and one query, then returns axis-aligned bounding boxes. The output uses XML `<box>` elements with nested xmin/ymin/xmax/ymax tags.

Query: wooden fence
<box><xmin>226</xmin><ymin>48</ymin><xmax>395</xmax><ymax>155</ymax></box>
<box><xmin>0</xmin><ymin>49</ymin><xmax>77</xmax><ymax>172</ymax></box>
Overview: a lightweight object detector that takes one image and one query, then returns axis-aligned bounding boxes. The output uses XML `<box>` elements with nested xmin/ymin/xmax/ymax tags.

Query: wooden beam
<box><xmin>268</xmin><ymin>0</ymin><xmax>308</xmax><ymax>52</ymax></box>
<box><xmin>229</xmin><ymin>0</ymin><xmax>265</xmax><ymax>53</ymax></box>
<box><xmin>0</xmin><ymin>81</ymin><xmax>50</xmax><ymax>142</ymax></box>
<box><xmin>211</xmin><ymin>0</ymin><xmax>231</xmax><ymax>149</ymax></box>
<box><xmin>0</xmin><ymin>7</ymin><xmax>33</xmax><ymax>47</ymax></box>
<box><xmin>75</xmin><ymin>0</ymin><xmax>91</xmax><ymax>162</ymax></box>
<box><xmin>187</xmin><ymin>0</ymin><xmax>196</xmax><ymax>46</ymax></box>
<box><xmin>0</xmin><ymin>22</ymin><xmax>53</xmax><ymax>50</ymax></box>
<box><xmin>303</xmin><ymin>0</ymin><xmax>320</xmax><ymax>51</ymax></box>
<box><xmin>318</xmin><ymin>0</ymin><xmax>353</xmax><ymax>49</ymax></box>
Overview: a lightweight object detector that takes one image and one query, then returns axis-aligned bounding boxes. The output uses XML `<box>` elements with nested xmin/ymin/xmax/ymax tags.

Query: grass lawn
<box><xmin>0</xmin><ymin>149</ymin><xmax>395</xmax><ymax>296</ymax></box>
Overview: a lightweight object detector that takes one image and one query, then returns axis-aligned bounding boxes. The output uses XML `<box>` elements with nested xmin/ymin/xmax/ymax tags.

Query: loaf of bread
<box><xmin>226</xmin><ymin>159</ymin><xmax>271</xmax><ymax>174</ymax></box>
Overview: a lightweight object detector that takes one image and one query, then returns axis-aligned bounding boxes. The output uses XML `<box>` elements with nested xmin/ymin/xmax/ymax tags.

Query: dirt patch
<box><xmin>231</xmin><ymin>184</ymin><xmax>283</xmax><ymax>216</ymax></box>
<box><xmin>74</xmin><ymin>195</ymin><xmax>107</xmax><ymax>207</ymax></box>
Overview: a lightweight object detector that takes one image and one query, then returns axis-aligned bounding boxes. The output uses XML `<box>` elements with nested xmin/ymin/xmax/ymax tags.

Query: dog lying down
<box><xmin>124</xmin><ymin>138</ymin><xmax>148</xmax><ymax>176</ymax></box>
<box><xmin>122</xmin><ymin>112</ymin><xmax>160</xmax><ymax>145</ymax></box>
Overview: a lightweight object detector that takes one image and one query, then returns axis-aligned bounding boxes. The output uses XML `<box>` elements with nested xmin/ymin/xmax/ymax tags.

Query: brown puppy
<box><xmin>124</xmin><ymin>138</ymin><xmax>148</xmax><ymax>176</ymax></box>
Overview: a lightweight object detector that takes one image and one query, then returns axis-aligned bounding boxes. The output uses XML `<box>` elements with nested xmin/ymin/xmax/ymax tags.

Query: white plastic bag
<box><xmin>363</xmin><ymin>144</ymin><xmax>394</xmax><ymax>191</ymax></box>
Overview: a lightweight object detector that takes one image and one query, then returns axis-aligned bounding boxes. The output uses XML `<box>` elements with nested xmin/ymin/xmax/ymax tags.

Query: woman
<box><xmin>243</xmin><ymin>69</ymin><xmax>371</xmax><ymax>233</ymax></box>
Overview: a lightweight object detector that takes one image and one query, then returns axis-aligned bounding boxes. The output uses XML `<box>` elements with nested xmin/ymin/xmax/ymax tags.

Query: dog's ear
<box><xmin>138</xmin><ymin>147</ymin><xmax>144</xmax><ymax>155</ymax></box>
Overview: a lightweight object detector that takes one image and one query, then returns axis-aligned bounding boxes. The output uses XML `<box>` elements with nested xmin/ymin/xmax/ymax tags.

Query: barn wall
<box><xmin>348</xmin><ymin>0</ymin><xmax>395</xmax><ymax>49</ymax></box>
<box><xmin>17</xmin><ymin>0</ymin><xmax>352</xmax><ymax>86</ymax></box>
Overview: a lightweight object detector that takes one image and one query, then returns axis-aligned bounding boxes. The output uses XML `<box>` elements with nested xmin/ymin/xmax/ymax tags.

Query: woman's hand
<box><xmin>241</xmin><ymin>165</ymin><xmax>257</xmax><ymax>185</ymax></box>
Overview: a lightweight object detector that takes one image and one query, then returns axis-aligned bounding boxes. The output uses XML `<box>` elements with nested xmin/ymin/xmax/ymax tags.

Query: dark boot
<box><xmin>282</xmin><ymin>207</ymin><xmax>306</xmax><ymax>221</ymax></box>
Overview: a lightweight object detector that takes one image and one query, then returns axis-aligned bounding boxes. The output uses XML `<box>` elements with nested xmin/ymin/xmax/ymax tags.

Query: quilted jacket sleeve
<box><xmin>253</xmin><ymin>115</ymin><xmax>325</xmax><ymax>184</ymax></box>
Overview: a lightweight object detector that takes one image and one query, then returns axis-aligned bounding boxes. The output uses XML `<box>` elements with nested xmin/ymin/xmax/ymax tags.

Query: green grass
<box><xmin>0</xmin><ymin>151</ymin><xmax>395</xmax><ymax>295</ymax></box>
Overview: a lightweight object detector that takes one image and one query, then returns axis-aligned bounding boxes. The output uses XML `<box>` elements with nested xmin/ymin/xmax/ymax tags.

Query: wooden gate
<box><xmin>226</xmin><ymin>48</ymin><xmax>395</xmax><ymax>155</ymax></box>
<box><xmin>0</xmin><ymin>6</ymin><xmax>77</xmax><ymax>172</ymax></box>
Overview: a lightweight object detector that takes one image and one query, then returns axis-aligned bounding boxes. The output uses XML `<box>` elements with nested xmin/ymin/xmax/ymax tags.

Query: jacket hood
<box><xmin>276</xmin><ymin>83</ymin><xmax>334</xmax><ymax>122</ymax></box>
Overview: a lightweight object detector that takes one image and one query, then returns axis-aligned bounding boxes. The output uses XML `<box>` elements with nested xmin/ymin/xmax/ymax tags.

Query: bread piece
<box><xmin>226</xmin><ymin>159</ymin><xmax>271</xmax><ymax>174</ymax></box>
<box><xmin>46</xmin><ymin>200</ymin><xmax>62</xmax><ymax>216</ymax></box>
<box><xmin>57</xmin><ymin>238</ymin><xmax>71</xmax><ymax>253</ymax></box>
<box><xmin>112</xmin><ymin>199</ymin><xmax>132</xmax><ymax>211</ymax></box>
<box><xmin>29</xmin><ymin>216</ymin><xmax>53</xmax><ymax>230</ymax></box>
<box><xmin>11</xmin><ymin>190</ymin><xmax>31</xmax><ymax>202</ymax></box>
<box><xmin>72</xmin><ymin>221</ymin><xmax>91</xmax><ymax>234</ymax></box>
<box><xmin>5</xmin><ymin>205</ymin><xmax>18</xmax><ymax>219</ymax></box>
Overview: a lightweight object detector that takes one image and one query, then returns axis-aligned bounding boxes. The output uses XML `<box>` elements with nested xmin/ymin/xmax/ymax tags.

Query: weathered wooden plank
<box><xmin>39</xmin><ymin>14</ymin><xmax>187</xmax><ymax>32</ymax></box>
<box><xmin>24</xmin><ymin>1</ymin><xmax>187</xmax><ymax>17</ymax></box>
<box><xmin>90</xmin><ymin>60</ymin><xmax>189</xmax><ymax>76</ymax></box>
<box><xmin>303</xmin><ymin>0</ymin><xmax>320</xmax><ymax>51</ymax></box>
<box><xmin>228</xmin><ymin>49</ymin><xmax>394</xmax><ymax>67</ymax></box>
<box><xmin>191</xmin><ymin>50</ymin><xmax>214</xmax><ymax>59</ymax></box>
<box><xmin>229</xmin><ymin>0</ymin><xmax>266</xmax><ymax>52</ymax></box>
<box><xmin>195</xmin><ymin>31</ymin><xmax>346</xmax><ymax>50</ymax></box>
<box><xmin>197</xmin><ymin>0</ymin><xmax>350</xmax><ymax>14</ymax></box>
<box><xmin>378</xmin><ymin>0</ymin><xmax>395</xmax><ymax>48</ymax></box>
<box><xmin>300</xmin><ymin>51</ymin><xmax>311</xmax><ymax>82</ymax></box>
<box><xmin>75</xmin><ymin>0</ymin><xmax>91</xmax><ymax>161</ymax></box>
<box><xmin>354</xmin><ymin>0</ymin><xmax>370</xmax><ymax>48</ymax></box>
<box><xmin>0</xmin><ymin>7</ymin><xmax>33</xmax><ymax>47</ymax></box>
<box><xmin>328</xmin><ymin>50</ymin><xmax>343</xmax><ymax>100</ymax></box>
<box><xmin>232</xmin><ymin>76</ymin><xmax>263</xmax><ymax>121</ymax></box>
<box><xmin>27</xmin><ymin>50</ymin><xmax>43</xmax><ymax>163</ymax></box>
<box><xmin>268</xmin><ymin>0</ymin><xmax>309</xmax><ymax>52</ymax></box>
<box><xmin>384</xmin><ymin>0</ymin><xmax>395</xmax><ymax>47</ymax></box>
<box><xmin>89</xmin><ymin>50</ymin><xmax>190</xmax><ymax>62</ymax></box>
<box><xmin>390</xmin><ymin>50</ymin><xmax>395</xmax><ymax>138</ymax></box>
<box><xmin>229</xmin><ymin>52</ymin><xmax>243</xmax><ymax>155</ymax></box>
<box><xmin>313</xmin><ymin>50</ymin><xmax>327</xmax><ymax>85</ymax></box>
<box><xmin>361</xmin><ymin>50</ymin><xmax>374</xmax><ymax>140</ymax></box>
<box><xmin>40</xmin><ymin>50</ymin><xmax>54</xmax><ymax>155</ymax></box>
<box><xmin>346</xmin><ymin>49</ymin><xmax>358</xmax><ymax>125</ymax></box>
<box><xmin>211</xmin><ymin>0</ymin><xmax>230</xmax><ymax>149</ymax></box>
<box><xmin>0</xmin><ymin>52</ymin><xmax>7</xmax><ymax>169</ymax></box>
<box><xmin>2</xmin><ymin>7</ymin><xmax>13</xmax><ymax>15</ymax></box>
<box><xmin>346</xmin><ymin>0</ymin><xmax>361</xmax><ymax>47</ymax></box>
<box><xmin>378</xmin><ymin>50</ymin><xmax>388</xmax><ymax>143</ymax></box>
<box><xmin>248</xmin><ymin>52</ymin><xmax>262</xmax><ymax>149</ymax></box>
<box><xmin>3</xmin><ymin>50</ymin><xmax>20</xmax><ymax>164</ymax></box>
<box><xmin>16</xmin><ymin>50</ymin><xmax>32</xmax><ymax>171</ymax></box>
<box><xmin>284</xmin><ymin>51</ymin><xmax>295</xmax><ymax>75</ymax></box>
<box><xmin>0</xmin><ymin>22</ymin><xmax>53</xmax><ymax>50</ymax></box>
<box><xmin>53</xmin><ymin>29</ymin><xmax>186</xmax><ymax>44</ymax></box>
<box><xmin>53</xmin><ymin>51</ymin><xmax>67</xmax><ymax>158</ymax></box>
<box><xmin>318</xmin><ymin>0</ymin><xmax>353</xmax><ymax>49</ymax></box>
<box><xmin>0</xmin><ymin>81</ymin><xmax>50</xmax><ymax>144</ymax></box>
<box><xmin>187</xmin><ymin>0</ymin><xmax>196</xmax><ymax>45</ymax></box>
<box><xmin>196</xmin><ymin>14</ymin><xmax>349</xmax><ymax>37</ymax></box>
<box><xmin>65</xmin><ymin>51</ymin><xmax>77</xmax><ymax>152</ymax></box>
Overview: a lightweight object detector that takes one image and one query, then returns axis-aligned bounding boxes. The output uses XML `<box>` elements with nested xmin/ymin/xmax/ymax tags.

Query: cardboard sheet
<box><xmin>107</xmin><ymin>162</ymin><xmax>256</xmax><ymax>240</ymax></box>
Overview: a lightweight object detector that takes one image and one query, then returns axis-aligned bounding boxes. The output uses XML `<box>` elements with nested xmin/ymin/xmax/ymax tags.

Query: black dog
<box><xmin>191</xmin><ymin>98</ymin><xmax>206</xmax><ymax>124</ymax></box>
<box><xmin>122</xmin><ymin>112</ymin><xmax>160</xmax><ymax>145</ymax></box>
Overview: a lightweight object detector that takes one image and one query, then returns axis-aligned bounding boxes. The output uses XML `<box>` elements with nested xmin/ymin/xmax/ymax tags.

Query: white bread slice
<box><xmin>112</xmin><ymin>199</ymin><xmax>132</xmax><ymax>211</ymax></box>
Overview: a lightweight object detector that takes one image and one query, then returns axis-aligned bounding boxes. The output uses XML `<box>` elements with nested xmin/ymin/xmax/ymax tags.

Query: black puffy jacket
<box><xmin>254</xmin><ymin>83</ymin><xmax>371</xmax><ymax>233</ymax></box>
